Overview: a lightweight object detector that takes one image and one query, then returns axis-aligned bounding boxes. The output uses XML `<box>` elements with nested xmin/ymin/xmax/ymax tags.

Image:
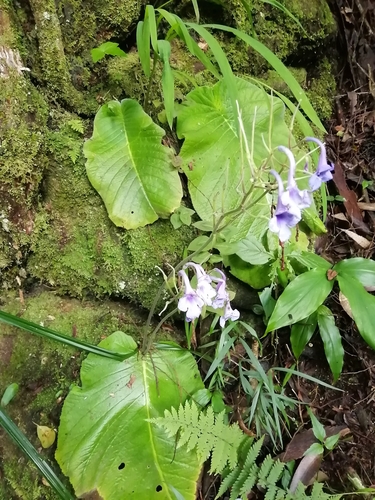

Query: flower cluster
<box><xmin>269</xmin><ymin>138</ymin><xmax>334</xmax><ymax>243</ymax></box>
<box><xmin>177</xmin><ymin>263</ymin><xmax>240</xmax><ymax>327</ymax></box>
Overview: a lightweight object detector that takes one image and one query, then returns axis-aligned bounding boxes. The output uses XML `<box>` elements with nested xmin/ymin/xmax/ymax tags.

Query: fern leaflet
<box><xmin>149</xmin><ymin>401</ymin><xmax>244</xmax><ymax>474</ymax></box>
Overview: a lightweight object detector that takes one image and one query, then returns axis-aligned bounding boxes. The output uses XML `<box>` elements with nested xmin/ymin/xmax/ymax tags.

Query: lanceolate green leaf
<box><xmin>266</xmin><ymin>269</ymin><xmax>334</xmax><ymax>333</ymax></box>
<box><xmin>158</xmin><ymin>40</ymin><xmax>174</xmax><ymax>129</ymax></box>
<box><xmin>334</xmin><ymin>257</ymin><xmax>375</xmax><ymax>289</ymax></box>
<box><xmin>84</xmin><ymin>99</ymin><xmax>182</xmax><ymax>229</ymax></box>
<box><xmin>290</xmin><ymin>313</ymin><xmax>317</xmax><ymax>359</ymax></box>
<box><xmin>56</xmin><ymin>332</ymin><xmax>203</xmax><ymax>500</ymax></box>
<box><xmin>317</xmin><ymin>305</ymin><xmax>344</xmax><ymax>381</ymax></box>
<box><xmin>337</xmin><ymin>274</ymin><xmax>375</xmax><ymax>350</ymax></box>
<box><xmin>136</xmin><ymin>20</ymin><xmax>151</xmax><ymax>77</ymax></box>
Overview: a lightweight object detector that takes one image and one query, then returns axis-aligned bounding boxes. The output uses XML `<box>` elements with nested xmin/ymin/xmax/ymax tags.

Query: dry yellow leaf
<box><xmin>36</xmin><ymin>424</ymin><xmax>56</xmax><ymax>448</ymax></box>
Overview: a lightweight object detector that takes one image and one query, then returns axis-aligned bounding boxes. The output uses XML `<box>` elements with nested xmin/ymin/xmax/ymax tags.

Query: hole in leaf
<box><xmin>131</xmin><ymin>211</ymin><xmax>134</xmax><ymax>214</ymax></box>
<box><xmin>118</xmin><ymin>462</ymin><xmax>125</xmax><ymax>470</ymax></box>
<box><xmin>156</xmin><ymin>485</ymin><xmax>162</xmax><ymax>492</ymax></box>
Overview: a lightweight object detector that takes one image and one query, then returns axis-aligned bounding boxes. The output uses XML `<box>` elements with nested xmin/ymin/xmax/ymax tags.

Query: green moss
<box><xmin>306</xmin><ymin>58</ymin><xmax>336</xmax><ymax>121</ymax></box>
<box><xmin>0</xmin><ymin>290</ymin><xmax>144</xmax><ymax>500</ymax></box>
<box><xmin>24</xmin><ymin>110</ymin><xmax>195</xmax><ymax>308</ymax></box>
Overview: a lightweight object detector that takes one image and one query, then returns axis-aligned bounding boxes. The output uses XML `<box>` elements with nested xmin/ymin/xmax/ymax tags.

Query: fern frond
<box><xmin>67</xmin><ymin>119</ymin><xmax>84</xmax><ymax>134</ymax></box>
<box><xmin>149</xmin><ymin>401</ymin><xmax>244</xmax><ymax>474</ymax></box>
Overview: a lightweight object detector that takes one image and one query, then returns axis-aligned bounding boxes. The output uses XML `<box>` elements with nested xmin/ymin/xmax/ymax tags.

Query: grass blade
<box><xmin>261</xmin><ymin>0</ymin><xmax>306</xmax><ymax>32</ymax></box>
<box><xmin>157</xmin><ymin>10</ymin><xmax>220</xmax><ymax>78</ymax></box>
<box><xmin>136</xmin><ymin>20</ymin><xmax>151</xmax><ymax>77</ymax></box>
<box><xmin>203</xmin><ymin>24</ymin><xmax>325</xmax><ymax>132</ymax></box>
<box><xmin>145</xmin><ymin>5</ymin><xmax>158</xmax><ymax>52</ymax></box>
<box><xmin>158</xmin><ymin>40</ymin><xmax>175</xmax><ymax>128</ymax></box>
<box><xmin>191</xmin><ymin>0</ymin><xmax>200</xmax><ymax>23</ymax></box>
<box><xmin>0</xmin><ymin>310</ymin><xmax>134</xmax><ymax>361</ymax></box>
<box><xmin>0</xmin><ymin>408</ymin><xmax>75</xmax><ymax>500</ymax></box>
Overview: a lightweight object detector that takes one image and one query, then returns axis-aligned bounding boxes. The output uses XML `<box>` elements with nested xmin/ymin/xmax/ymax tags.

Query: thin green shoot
<box><xmin>0</xmin><ymin>310</ymin><xmax>135</xmax><ymax>361</ymax></box>
<box><xmin>0</xmin><ymin>408</ymin><xmax>75</xmax><ymax>500</ymax></box>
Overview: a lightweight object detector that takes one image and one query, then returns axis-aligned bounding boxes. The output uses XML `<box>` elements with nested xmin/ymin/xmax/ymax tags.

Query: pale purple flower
<box><xmin>209</xmin><ymin>269</ymin><xmax>228</xmax><ymax>308</ymax></box>
<box><xmin>278</xmin><ymin>146</ymin><xmax>311</xmax><ymax>209</ymax></box>
<box><xmin>219</xmin><ymin>302</ymin><xmax>240</xmax><ymax>328</ymax></box>
<box><xmin>305</xmin><ymin>137</ymin><xmax>334</xmax><ymax>191</ymax></box>
<box><xmin>269</xmin><ymin>169</ymin><xmax>302</xmax><ymax>242</ymax></box>
<box><xmin>177</xmin><ymin>270</ymin><xmax>205</xmax><ymax>322</ymax></box>
<box><xmin>184</xmin><ymin>262</ymin><xmax>216</xmax><ymax>306</ymax></box>
<box><xmin>210</xmin><ymin>269</ymin><xmax>240</xmax><ymax>326</ymax></box>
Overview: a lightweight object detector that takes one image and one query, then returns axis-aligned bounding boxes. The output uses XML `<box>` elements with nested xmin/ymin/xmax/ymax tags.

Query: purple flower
<box><xmin>184</xmin><ymin>262</ymin><xmax>216</xmax><ymax>306</ymax></box>
<box><xmin>305</xmin><ymin>137</ymin><xmax>334</xmax><ymax>191</ymax></box>
<box><xmin>177</xmin><ymin>270</ymin><xmax>205</xmax><ymax>322</ymax></box>
<box><xmin>220</xmin><ymin>302</ymin><xmax>240</xmax><ymax>328</ymax></box>
<box><xmin>210</xmin><ymin>269</ymin><xmax>240</xmax><ymax>326</ymax></box>
<box><xmin>278</xmin><ymin>146</ymin><xmax>311</xmax><ymax>209</ymax></box>
<box><xmin>269</xmin><ymin>169</ymin><xmax>302</xmax><ymax>242</ymax></box>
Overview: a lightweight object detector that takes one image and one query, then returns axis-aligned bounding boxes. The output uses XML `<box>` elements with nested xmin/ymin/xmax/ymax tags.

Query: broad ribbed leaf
<box><xmin>337</xmin><ymin>274</ymin><xmax>375</xmax><ymax>350</ymax></box>
<box><xmin>56</xmin><ymin>332</ymin><xmax>203</xmax><ymax>500</ymax></box>
<box><xmin>266</xmin><ymin>269</ymin><xmax>334</xmax><ymax>333</ymax></box>
<box><xmin>84</xmin><ymin>99</ymin><xmax>182</xmax><ymax>229</ymax></box>
<box><xmin>317</xmin><ymin>305</ymin><xmax>344</xmax><ymax>381</ymax></box>
<box><xmin>334</xmin><ymin>257</ymin><xmax>375</xmax><ymax>289</ymax></box>
<box><xmin>177</xmin><ymin>78</ymin><xmax>311</xmax><ymax>242</ymax></box>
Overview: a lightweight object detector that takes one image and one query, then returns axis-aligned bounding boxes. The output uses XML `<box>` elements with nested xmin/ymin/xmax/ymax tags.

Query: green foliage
<box><xmin>317</xmin><ymin>306</ymin><xmax>344</xmax><ymax>381</ymax></box>
<box><xmin>0</xmin><ymin>408</ymin><xmax>74</xmax><ymax>500</ymax></box>
<box><xmin>84</xmin><ymin>99</ymin><xmax>182</xmax><ymax>229</ymax></box>
<box><xmin>91</xmin><ymin>41</ymin><xmax>127</xmax><ymax>63</ymax></box>
<box><xmin>216</xmin><ymin>436</ymin><xmax>342</xmax><ymax>500</ymax></box>
<box><xmin>266</xmin><ymin>269</ymin><xmax>334</xmax><ymax>333</ymax></box>
<box><xmin>150</xmin><ymin>400</ymin><xmax>244</xmax><ymax>474</ymax></box>
<box><xmin>67</xmin><ymin>118</ymin><xmax>84</xmax><ymax>134</ymax></box>
<box><xmin>56</xmin><ymin>332</ymin><xmax>204</xmax><ymax>500</ymax></box>
<box><xmin>177</xmin><ymin>77</ymin><xmax>310</xmax><ymax>242</ymax></box>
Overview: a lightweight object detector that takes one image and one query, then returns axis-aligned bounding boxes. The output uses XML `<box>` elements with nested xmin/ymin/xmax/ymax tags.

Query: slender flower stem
<box><xmin>144</xmin><ymin>308</ymin><xmax>179</xmax><ymax>353</ymax></box>
<box><xmin>141</xmin><ymin>178</ymin><xmax>275</xmax><ymax>354</ymax></box>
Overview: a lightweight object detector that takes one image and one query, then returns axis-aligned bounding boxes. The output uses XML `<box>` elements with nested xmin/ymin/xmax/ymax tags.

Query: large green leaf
<box><xmin>317</xmin><ymin>305</ymin><xmax>344</xmax><ymax>381</ymax></box>
<box><xmin>56</xmin><ymin>332</ymin><xmax>203</xmax><ymax>500</ymax></box>
<box><xmin>177</xmin><ymin>78</ymin><xmax>311</xmax><ymax>242</ymax></box>
<box><xmin>266</xmin><ymin>269</ymin><xmax>334</xmax><ymax>333</ymax></box>
<box><xmin>334</xmin><ymin>257</ymin><xmax>375</xmax><ymax>289</ymax></box>
<box><xmin>84</xmin><ymin>99</ymin><xmax>182</xmax><ymax>229</ymax></box>
<box><xmin>337</xmin><ymin>274</ymin><xmax>375</xmax><ymax>350</ymax></box>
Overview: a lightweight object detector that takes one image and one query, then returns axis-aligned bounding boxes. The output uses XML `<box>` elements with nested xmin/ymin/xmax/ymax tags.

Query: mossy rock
<box><xmin>22</xmin><ymin>110</ymin><xmax>195</xmax><ymax>309</ymax></box>
<box><xmin>0</xmin><ymin>289</ymin><xmax>149</xmax><ymax>499</ymax></box>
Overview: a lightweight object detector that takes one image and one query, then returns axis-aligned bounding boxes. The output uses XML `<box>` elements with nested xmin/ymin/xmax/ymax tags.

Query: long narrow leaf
<box><xmin>157</xmin><ymin>10</ymin><xmax>220</xmax><ymax>78</ymax></box>
<box><xmin>158</xmin><ymin>40</ymin><xmax>175</xmax><ymax>128</ymax></box>
<box><xmin>317</xmin><ymin>305</ymin><xmax>344</xmax><ymax>381</ymax></box>
<box><xmin>202</xmin><ymin>24</ymin><xmax>325</xmax><ymax>132</ymax></box>
<box><xmin>136</xmin><ymin>20</ymin><xmax>151</xmax><ymax>77</ymax></box>
<box><xmin>0</xmin><ymin>408</ymin><xmax>75</xmax><ymax>500</ymax></box>
<box><xmin>273</xmin><ymin>367</ymin><xmax>343</xmax><ymax>391</ymax></box>
<box><xmin>262</xmin><ymin>0</ymin><xmax>306</xmax><ymax>32</ymax></box>
<box><xmin>145</xmin><ymin>5</ymin><xmax>158</xmax><ymax>53</ymax></box>
<box><xmin>191</xmin><ymin>0</ymin><xmax>200</xmax><ymax>23</ymax></box>
<box><xmin>0</xmin><ymin>310</ymin><xmax>134</xmax><ymax>361</ymax></box>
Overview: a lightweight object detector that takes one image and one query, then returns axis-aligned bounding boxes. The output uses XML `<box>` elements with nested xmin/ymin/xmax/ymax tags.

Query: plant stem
<box><xmin>144</xmin><ymin>53</ymin><xmax>159</xmax><ymax>112</ymax></box>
